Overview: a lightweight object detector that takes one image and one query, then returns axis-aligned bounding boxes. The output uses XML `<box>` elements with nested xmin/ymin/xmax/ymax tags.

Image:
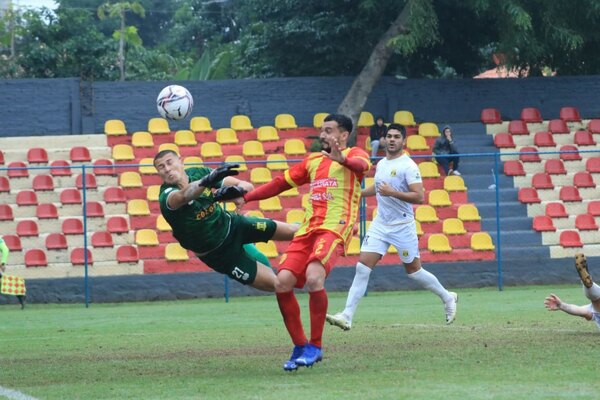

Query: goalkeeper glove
<box><xmin>213</xmin><ymin>185</ymin><xmax>247</xmax><ymax>202</ymax></box>
<box><xmin>198</xmin><ymin>163</ymin><xmax>240</xmax><ymax>189</ymax></box>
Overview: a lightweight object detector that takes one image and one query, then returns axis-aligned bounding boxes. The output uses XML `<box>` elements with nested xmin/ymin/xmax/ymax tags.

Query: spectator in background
<box><xmin>433</xmin><ymin>125</ymin><xmax>461</xmax><ymax>176</ymax></box>
<box><xmin>0</xmin><ymin>236</ymin><xmax>26</xmax><ymax>309</ymax></box>
<box><xmin>370</xmin><ymin>116</ymin><xmax>387</xmax><ymax>158</ymax></box>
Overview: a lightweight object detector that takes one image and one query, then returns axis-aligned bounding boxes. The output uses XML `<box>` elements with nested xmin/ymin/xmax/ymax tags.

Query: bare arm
<box><xmin>167</xmin><ymin>181</ymin><xmax>209</xmax><ymax>210</ymax></box>
<box><xmin>377</xmin><ymin>181</ymin><xmax>424</xmax><ymax>204</ymax></box>
<box><xmin>361</xmin><ymin>184</ymin><xmax>376</xmax><ymax>197</ymax></box>
<box><xmin>544</xmin><ymin>293</ymin><xmax>593</xmax><ymax>320</ymax></box>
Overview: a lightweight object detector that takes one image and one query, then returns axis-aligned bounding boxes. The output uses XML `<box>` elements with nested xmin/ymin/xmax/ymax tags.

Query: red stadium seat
<box><xmin>508</xmin><ymin>120</ymin><xmax>529</xmax><ymax>135</ymax></box>
<box><xmin>559</xmin><ymin>231</ymin><xmax>583</xmax><ymax>247</ymax></box>
<box><xmin>3</xmin><ymin>235</ymin><xmax>22</xmax><ymax>251</ymax></box>
<box><xmin>93</xmin><ymin>159</ymin><xmax>115</xmax><ymax>176</ymax></box>
<box><xmin>573</xmin><ymin>171</ymin><xmax>596</xmax><ymax>188</ymax></box>
<box><xmin>62</xmin><ymin>218</ymin><xmax>84</xmax><ymax>235</ymax></box>
<box><xmin>85</xmin><ymin>201</ymin><xmax>104</xmax><ymax>218</ymax></box>
<box><xmin>49</xmin><ymin>160</ymin><xmax>72</xmax><ymax>177</ymax></box>
<box><xmin>559</xmin><ymin>186</ymin><xmax>582</xmax><ymax>202</ymax></box>
<box><xmin>481</xmin><ymin>108</ymin><xmax>502</xmax><ymax>124</ymax></box>
<box><xmin>36</xmin><ymin>203</ymin><xmax>59</xmax><ymax>219</ymax></box>
<box><xmin>0</xmin><ymin>204</ymin><xmax>14</xmax><ymax>221</ymax></box>
<box><xmin>107</xmin><ymin>216</ymin><xmax>129</xmax><ymax>234</ymax></box>
<box><xmin>559</xmin><ymin>107</ymin><xmax>581</xmax><ymax>122</ymax></box>
<box><xmin>103</xmin><ymin>187</ymin><xmax>127</xmax><ymax>203</ymax></box>
<box><xmin>585</xmin><ymin>158</ymin><xmax>600</xmax><ymax>173</ymax></box>
<box><xmin>91</xmin><ymin>231</ymin><xmax>114</xmax><ymax>248</ymax></box>
<box><xmin>27</xmin><ymin>148</ymin><xmax>48</xmax><ymax>164</ymax></box>
<box><xmin>544</xmin><ymin>159</ymin><xmax>566</xmax><ymax>175</ymax></box>
<box><xmin>503</xmin><ymin>160</ymin><xmax>525</xmax><ymax>176</ymax></box>
<box><xmin>559</xmin><ymin>145</ymin><xmax>581</xmax><ymax>161</ymax></box>
<box><xmin>0</xmin><ymin>150</ymin><xmax>3</xmax><ymax>165</ymax></box>
<box><xmin>76</xmin><ymin>173</ymin><xmax>97</xmax><ymax>190</ymax></box>
<box><xmin>532</xmin><ymin>216</ymin><xmax>556</xmax><ymax>232</ymax></box>
<box><xmin>25</xmin><ymin>249</ymin><xmax>47</xmax><ymax>267</ymax></box>
<box><xmin>588</xmin><ymin>119</ymin><xmax>600</xmax><ymax>133</ymax></box>
<box><xmin>518</xmin><ymin>188</ymin><xmax>541</xmax><ymax>204</ymax></box>
<box><xmin>546</xmin><ymin>202</ymin><xmax>568</xmax><ymax>218</ymax></box>
<box><xmin>32</xmin><ymin>174</ymin><xmax>54</xmax><ymax>191</ymax></box>
<box><xmin>519</xmin><ymin>146</ymin><xmax>541</xmax><ymax>163</ymax></box>
<box><xmin>16</xmin><ymin>190</ymin><xmax>38</xmax><ymax>206</ymax></box>
<box><xmin>16</xmin><ymin>220</ymin><xmax>39</xmax><ymax>237</ymax></box>
<box><xmin>0</xmin><ymin>176</ymin><xmax>9</xmax><ymax>192</ymax></box>
<box><xmin>71</xmin><ymin>248</ymin><xmax>93</xmax><ymax>265</ymax></box>
<box><xmin>60</xmin><ymin>188</ymin><xmax>82</xmax><ymax>205</ymax></box>
<box><xmin>533</xmin><ymin>132</ymin><xmax>556</xmax><ymax>147</ymax></box>
<box><xmin>70</xmin><ymin>146</ymin><xmax>91</xmax><ymax>162</ymax></box>
<box><xmin>117</xmin><ymin>245</ymin><xmax>139</xmax><ymax>263</ymax></box>
<box><xmin>7</xmin><ymin>161</ymin><xmax>28</xmax><ymax>178</ymax></box>
<box><xmin>45</xmin><ymin>232</ymin><xmax>68</xmax><ymax>250</ymax></box>
<box><xmin>588</xmin><ymin>201</ymin><xmax>600</xmax><ymax>217</ymax></box>
<box><xmin>575</xmin><ymin>214</ymin><xmax>599</xmax><ymax>231</ymax></box>
<box><xmin>520</xmin><ymin>107</ymin><xmax>542</xmax><ymax>123</ymax></box>
<box><xmin>531</xmin><ymin>173</ymin><xmax>554</xmax><ymax>190</ymax></box>
<box><xmin>548</xmin><ymin>119</ymin><xmax>569</xmax><ymax>134</ymax></box>
<box><xmin>574</xmin><ymin>130</ymin><xmax>596</xmax><ymax>146</ymax></box>
<box><xmin>493</xmin><ymin>133</ymin><xmax>516</xmax><ymax>148</ymax></box>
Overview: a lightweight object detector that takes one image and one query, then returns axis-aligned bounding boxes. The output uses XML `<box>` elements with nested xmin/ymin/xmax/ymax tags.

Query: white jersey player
<box><xmin>326</xmin><ymin>123</ymin><xmax>458</xmax><ymax>331</ymax></box>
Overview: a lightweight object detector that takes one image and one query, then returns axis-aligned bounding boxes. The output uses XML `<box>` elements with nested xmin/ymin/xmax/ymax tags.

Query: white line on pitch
<box><xmin>0</xmin><ymin>386</ymin><xmax>39</xmax><ymax>400</ymax></box>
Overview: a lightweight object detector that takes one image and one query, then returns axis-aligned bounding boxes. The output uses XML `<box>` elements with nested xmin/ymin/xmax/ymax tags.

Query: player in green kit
<box><xmin>154</xmin><ymin>150</ymin><xmax>298</xmax><ymax>291</ymax></box>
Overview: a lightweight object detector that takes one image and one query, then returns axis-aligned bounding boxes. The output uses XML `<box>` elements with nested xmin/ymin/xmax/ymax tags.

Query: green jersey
<box><xmin>158</xmin><ymin>167</ymin><xmax>230</xmax><ymax>254</ymax></box>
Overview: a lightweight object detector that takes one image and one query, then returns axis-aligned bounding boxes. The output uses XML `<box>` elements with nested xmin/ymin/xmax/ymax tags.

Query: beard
<box><xmin>320</xmin><ymin>139</ymin><xmax>331</xmax><ymax>153</ymax></box>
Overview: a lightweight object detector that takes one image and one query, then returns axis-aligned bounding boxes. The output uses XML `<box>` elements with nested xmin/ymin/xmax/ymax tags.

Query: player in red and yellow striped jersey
<box><xmin>235</xmin><ymin>114</ymin><xmax>371</xmax><ymax>371</ymax></box>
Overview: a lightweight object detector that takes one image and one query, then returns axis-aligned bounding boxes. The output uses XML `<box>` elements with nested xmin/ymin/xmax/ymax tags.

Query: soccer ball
<box><xmin>156</xmin><ymin>85</ymin><xmax>194</xmax><ymax>120</ymax></box>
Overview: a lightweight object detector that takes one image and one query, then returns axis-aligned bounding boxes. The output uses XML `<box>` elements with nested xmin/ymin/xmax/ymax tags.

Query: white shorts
<box><xmin>587</xmin><ymin>304</ymin><xmax>600</xmax><ymax>330</ymax></box>
<box><xmin>361</xmin><ymin>220</ymin><xmax>420</xmax><ymax>264</ymax></box>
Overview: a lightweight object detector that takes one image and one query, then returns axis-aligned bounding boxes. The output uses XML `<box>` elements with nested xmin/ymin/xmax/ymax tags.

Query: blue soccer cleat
<box><xmin>283</xmin><ymin>345</ymin><xmax>305</xmax><ymax>372</ymax></box>
<box><xmin>295</xmin><ymin>343</ymin><xmax>322</xmax><ymax>367</ymax></box>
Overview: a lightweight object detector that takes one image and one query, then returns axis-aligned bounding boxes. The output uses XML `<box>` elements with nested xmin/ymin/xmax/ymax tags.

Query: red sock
<box><xmin>308</xmin><ymin>289</ymin><xmax>328</xmax><ymax>348</ymax></box>
<box><xmin>276</xmin><ymin>291</ymin><xmax>307</xmax><ymax>346</ymax></box>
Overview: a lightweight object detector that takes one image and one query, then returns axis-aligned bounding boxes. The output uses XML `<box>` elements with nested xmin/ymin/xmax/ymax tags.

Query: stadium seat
<box><xmin>415</xmin><ymin>205</ymin><xmax>439</xmax><ymax>223</ymax></box>
<box><xmin>470</xmin><ymin>232</ymin><xmax>495</xmax><ymax>251</ymax></box>
<box><xmin>520</xmin><ymin>107</ymin><xmax>542</xmax><ymax>123</ymax></box>
<box><xmin>48</xmin><ymin>160</ymin><xmax>71</xmax><ymax>177</ymax></box>
<box><xmin>284</xmin><ymin>139</ymin><xmax>307</xmax><ymax>156</ymax></box>
<box><xmin>3</xmin><ymin>235</ymin><xmax>21</xmax><ymax>251</ymax></box>
<box><xmin>257</xmin><ymin>126</ymin><xmax>280</xmax><ymax>142</ymax></box>
<box><xmin>518</xmin><ymin>187</ymin><xmax>541</xmax><ymax>204</ymax></box>
<box><xmin>588</xmin><ymin>201</ymin><xmax>600</xmax><ymax>216</ymax></box>
<box><xmin>533</xmin><ymin>132</ymin><xmax>556</xmax><ymax>147</ymax></box>
<box><xmin>575</xmin><ymin>214</ymin><xmax>599</xmax><ymax>231</ymax></box>
<box><xmin>0</xmin><ymin>204</ymin><xmax>13</xmax><ymax>221</ymax></box>
<box><xmin>418</xmin><ymin>122</ymin><xmax>440</xmax><ymax>137</ymax></box>
<box><xmin>7</xmin><ymin>161</ymin><xmax>28</xmax><ymax>178</ymax></box>
<box><xmin>16</xmin><ymin>190</ymin><xmax>38</xmax><ymax>206</ymax></box>
<box><xmin>174</xmin><ymin>130</ymin><xmax>197</xmax><ymax>146</ymax></box>
<box><xmin>75</xmin><ymin>173</ymin><xmax>97</xmax><ymax>190</ymax></box>
<box><xmin>25</xmin><ymin>249</ymin><xmax>47</xmax><ymax>267</ymax></box>
<box><xmin>0</xmin><ymin>150</ymin><xmax>3</xmax><ymax>165</ymax></box>
<box><xmin>36</xmin><ymin>203</ymin><xmax>58</xmax><ymax>219</ymax></box>
<box><xmin>156</xmin><ymin>214</ymin><xmax>172</xmax><ymax>231</ymax></box>
<box><xmin>574</xmin><ymin>130</ymin><xmax>596</xmax><ymax>146</ymax></box>
<box><xmin>136</xmin><ymin>229</ymin><xmax>159</xmax><ymax>246</ymax></box>
<box><xmin>427</xmin><ymin>234</ymin><xmax>452</xmax><ymax>253</ymax></box>
<box><xmin>200</xmin><ymin>142</ymin><xmax>223</xmax><ymax>158</ymax></box>
<box><xmin>230</xmin><ymin>115</ymin><xmax>253</xmax><ymax>131</ymax></box>
<box><xmin>559</xmin><ymin>106</ymin><xmax>581</xmax><ymax>122</ymax></box>
<box><xmin>544</xmin><ymin>159</ymin><xmax>566</xmax><ymax>175</ymax></box>
<box><xmin>406</xmin><ymin>135</ymin><xmax>429</xmax><ymax>151</ymax></box>
<box><xmin>546</xmin><ymin>202</ymin><xmax>568</xmax><ymax>218</ymax></box>
<box><xmin>127</xmin><ymin>199</ymin><xmax>150</xmax><ymax>216</ymax></box>
<box><xmin>0</xmin><ymin>176</ymin><xmax>9</xmax><ymax>192</ymax></box>
<box><xmin>183</xmin><ymin>156</ymin><xmax>203</xmax><ymax>167</ymax></box>
<box><xmin>148</xmin><ymin>118</ymin><xmax>170</xmax><ymax>134</ymax></box>
<box><xmin>112</xmin><ymin>144</ymin><xmax>135</xmax><ymax>161</ymax></box>
<box><xmin>104</xmin><ymin>186</ymin><xmax>127</xmax><ymax>203</ymax></box>
<box><xmin>480</xmin><ymin>108</ymin><xmax>502</xmax><ymax>124</ymax></box>
<box><xmin>224</xmin><ymin>155</ymin><xmax>248</xmax><ymax>172</ymax></box>
<box><xmin>45</xmin><ymin>232</ymin><xmax>68</xmax><ymax>250</ymax></box>
<box><xmin>138</xmin><ymin>158</ymin><xmax>157</xmax><ymax>175</ymax></box>
<box><xmin>443</xmin><ymin>175</ymin><xmax>467</xmax><ymax>192</ymax></box>
<box><xmin>190</xmin><ymin>116</ymin><xmax>213</xmax><ymax>132</ymax></box>
<box><xmin>559</xmin><ymin>230</ymin><xmax>583</xmax><ymax>247</ymax></box>
<box><xmin>559</xmin><ymin>145</ymin><xmax>581</xmax><ymax>161</ymax></box>
<box><xmin>158</xmin><ymin>143</ymin><xmax>180</xmax><ymax>155</ymax></box>
<box><xmin>429</xmin><ymin>189</ymin><xmax>452</xmax><ymax>207</ymax></box>
<box><xmin>17</xmin><ymin>220</ymin><xmax>39</xmax><ymax>237</ymax></box>
<box><xmin>457</xmin><ymin>204</ymin><xmax>481</xmax><ymax>221</ymax></box>
<box><xmin>573</xmin><ymin>171</ymin><xmax>596</xmax><ymax>188</ymax></box>
<box><xmin>131</xmin><ymin>131</ymin><xmax>154</xmax><ymax>148</ymax></box>
<box><xmin>120</xmin><ymin>171</ymin><xmax>143</xmax><ymax>188</ymax></box>
<box><xmin>275</xmin><ymin>114</ymin><xmax>298</xmax><ymax>130</ymax></box>
<box><xmin>394</xmin><ymin>110</ymin><xmax>416</xmax><ymax>126</ymax></box>
<box><xmin>266</xmin><ymin>154</ymin><xmax>289</xmax><ymax>171</ymax></box>
<box><xmin>104</xmin><ymin>119</ymin><xmax>127</xmax><ymax>136</ymax></box>
<box><xmin>286</xmin><ymin>209</ymin><xmax>305</xmax><ymax>224</ymax></box>
<box><xmin>146</xmin><ymin>185</ymin><xmax>160</xmax><ymax>202</ymax></box>
<box><xmin>442</xmin><ymin>218</ymin><xmax>466</xmax><ymax>235</ymax></box>
<box><xmin>532</xmin><ymin>215</ymin><xmax>556</xmax><ymax>232</ymax></box>
<box><xmin>259</xmin><ymin>197</ymin><xmax>282</xmax><ymax>212</ymax></box>
<box><xmin>250</xmin><ymin>167</ymin><xmax>272</xmax><ymax>184</ymax></box>
<box><xmin>346</xmin><ymin>236</ymin><xmax>361</xmax><ymax>256</ymax></box>
<box><xmin>503</xmin><ymin>160</ymin><xmax>525</xmax><ymax>176</ymax></box>
<box><xmin>255</xmin><ymin>241</ymin><xmax>279</xmax><ymax>258</ymax></box>
<box><xmin>588</xmin><ymin>119</ymin><xmax>600</xmax><ymax>133</ymax></box>
<box><xmin>313</xmin><ymin>113</ymin><xmax>328</xmax><ymax>128</ymax></box>
<box><xmin>85</xmin><ymin>201</ymin><xmax>105</xmax><ymax>218</ymax></box>
<box><xmin>107</xmin><ymin>216</ymin><xmax>129</xmax><ymax>234</ymax></box>
<box><xmin>117</xmin><ymin>245</ymin><xmax>139</xmax><ymax>263</ymax></box>
<box><xmin>586</xmin><ymin>157</ymin><xmax>600</xmax><ymax>173</ymax></box>
<box><xmin>32</xmin><ymin>174</ymin><xmax>54</xmax><ymax>191</ymax></box>
<box><xmin>60</xmin><ymin>188</ymin><xmax>82</xmax><ymax>205</ymax></box>
<box><xmin>508</xmin><ymin>120</ymin><xmax>529</xmax><ymax>135</ymax></box>
<box><xmin>71</xmin><ymin>248</ymin><xmax>93</xmax><ymax>265</ymax></box>
<box><xmin>93</xmin><ymin>159</ymin><xmax>115</xmax><ymax>176</ymax></box>
<box><xmin>242</xmin><ymin>141</ymin><xmax>265</xmax><ymax>157</ymax></box>
<box><xmin>419</xmin><ymin>161</ymin><xmax>441</xmax><ymax>178</ymax></box>
<box><xmin>27</xmin><ymin>148</ymin><xmax>49</xmax><ymax>164</ymax></box>
<box><xmin>548</xmin><ymin>119</ymin><xmax>569</xmax><ymax>134</ymax></box>
<box><xmin>415</xmin><ymin>220</ymin><xmax>424</xmax><ymax>236</ymax></box>
<box><xmin>493</xmin><ymin>133</ymin><xmax>516</xmax><ymax>148</ymax></box>
<box><xmin>559</xmin><ymin>186</ymin><xmax>582</xmax><ymax>202</ymax></box>
<box><xmin>357</xmin><ymin>111</ymin><xmax>374</xmax><ymax>127</ymax></box>
<box><xmin>70</xmin><ymin>146</ymin><xmax>91</xmax><ymax>163</ymax></box>
<box><xmin>62</xmin><ymin>218</ymin><xmax>84</xmax><ymax>235</ymax></box>
<box><xmin>531</xmin><ymin>173</ymin><xmax>554</xmax><ymax>190</ymax></box>
<box><xmin>165</xmin><ymin>243</ymin><xmax>189</xmax><ymax>261</ymax></box>
<box><xmin>246</xmin><ymin>210</ymin><xmax>265</xmax><ymax>219</ymax></box>
<box><xmin>519</xmin><ymin>146</ymin><xmax>541</xmax><ymax>163</ymax></box>
<box><xmin>216</xmin><ymin>128</ymin><xmax>239</xmax><ymax>144</ymax></box>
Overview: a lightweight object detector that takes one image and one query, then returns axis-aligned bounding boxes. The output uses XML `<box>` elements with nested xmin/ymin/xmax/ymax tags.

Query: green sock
<box><xmin>243</xmin><ymin>243</ymin><xmax>272</xmax><ymax>269</ymax></box>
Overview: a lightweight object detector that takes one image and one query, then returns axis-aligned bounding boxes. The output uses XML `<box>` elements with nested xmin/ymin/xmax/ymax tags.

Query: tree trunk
<box><xmin>119</xmin><ymin>9</ymin><xmax>125</xmax><ymax>81</ymax></box>
<box><xmin>337</xmin><ymin>3</ymin><xmax>412</xmax><ymax>146</ymax></box>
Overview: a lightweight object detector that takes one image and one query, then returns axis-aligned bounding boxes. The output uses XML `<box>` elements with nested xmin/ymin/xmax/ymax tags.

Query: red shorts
<box><xmin>278</xmin><ymin>230</ymin><xmax>344</xmax><ymax>288</ymax></box>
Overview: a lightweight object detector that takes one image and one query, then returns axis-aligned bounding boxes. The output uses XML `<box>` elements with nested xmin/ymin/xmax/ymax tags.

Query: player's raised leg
<box><xmin>575</xmin><ymin>253</ymin><xmax>600</xmax><ymax>309</ymax></box>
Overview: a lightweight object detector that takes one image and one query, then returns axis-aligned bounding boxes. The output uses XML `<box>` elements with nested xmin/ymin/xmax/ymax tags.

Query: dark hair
<box><xmin>324</xmin><ymin>113</ymin><xmax>353</xmax><ymax>133</ymax></box>
<box><xmin>386</xmin><ymin>123</ymin><xmax>406</xmax><ymax>138</ymax></box>
<box><xmin>153</xmin><ymin>149</ymin><xmax>178</xmax><ymax>165</ymax></box>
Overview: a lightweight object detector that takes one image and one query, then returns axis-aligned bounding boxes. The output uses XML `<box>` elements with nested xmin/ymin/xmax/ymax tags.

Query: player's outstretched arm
<box><xmin>544</xmin><ymin>293</ymin><xmax>593</xmax><ymax>320</ymax></box>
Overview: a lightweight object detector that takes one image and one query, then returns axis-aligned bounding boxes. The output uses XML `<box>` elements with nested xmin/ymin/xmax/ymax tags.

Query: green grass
<box><xmin>0</xmin><ymin>285</ymin><xmax>597</xmax><ymax>400</ymax></box>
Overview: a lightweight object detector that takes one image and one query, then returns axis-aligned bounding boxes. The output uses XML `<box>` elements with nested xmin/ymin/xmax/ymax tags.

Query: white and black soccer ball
<box><xmin>156</xmin><ymin>85</ymin><xmax>194</xmax><ymax>120</ymax></box>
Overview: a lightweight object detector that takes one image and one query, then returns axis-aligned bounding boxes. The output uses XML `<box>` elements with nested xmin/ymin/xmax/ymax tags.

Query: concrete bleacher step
<box><xmin>8</xmin><ymin>261</ymin><xmax>143</xmax><ymax>279</ymax></box>
<box><xmin>542</xmin><ymin>229</ymin><xmax>600</xmax><ymax>246</ymax></box>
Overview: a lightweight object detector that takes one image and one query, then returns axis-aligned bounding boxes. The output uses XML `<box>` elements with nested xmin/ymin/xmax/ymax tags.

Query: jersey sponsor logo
<box><xmin>255</xmin><ymin>221</ymin><xmax>267</xmax><ymax>231</ymax></box>
<box><xmin>310</xmin><ymin>192</ymin><xmax>334</xmax><ymax>201</ymax></box>
<box><xmin>195</xmin><ymin>203</ymin><xmax>216</xmax><ymax>220</ymax></box>
<box><xmin>310</xmin><ymin>178</ymin><xmax>338</xmax><ymax>189</ymax></box>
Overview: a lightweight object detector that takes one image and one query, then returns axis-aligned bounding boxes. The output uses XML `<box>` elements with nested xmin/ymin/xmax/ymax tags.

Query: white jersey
<box><xmin>587</xmin><ymin>304</ymin><xmax>600</xmax><ymax>330</ymax></box>
<box><xmin>372</xmin><ymin>154</ymin><xmax>422</xmax><ymax>225</ymax></box>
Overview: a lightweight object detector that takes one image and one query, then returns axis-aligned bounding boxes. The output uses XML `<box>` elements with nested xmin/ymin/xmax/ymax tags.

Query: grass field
<box><xmin>0</xmin><ymin>285</ymin><xmax>597</xmax><ymax>400</ymax></box>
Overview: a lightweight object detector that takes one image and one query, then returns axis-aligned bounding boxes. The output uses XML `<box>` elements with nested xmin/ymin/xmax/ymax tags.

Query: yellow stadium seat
<box><xmin>250</xmin><ymin>167</ymin><xmax>272</xmax><ymax>184</ymax></box>
<box><xmin>225</xmin><ymin>155</ymin><xmax>247</xmax><ymax>172</ymax></box>
<box><xmin>388</xmin><ymin>245</ymin><xmax>397</xmax><ymax>254</ymax></box>
<box><xmin>190</xmin><ymin>116</ymin><xmax>213</xmax><ymax>132</ymax></box>
<box><xmin>174</xmin><ymin>130</ymin><xmax>198</xmax><ymax>146</ymax></box>
<box><xmin>257</xmin><ymin>126</ymin><xmax>280</xmax><ymax>142</ymax></box>
<box><xmin>313</xmin><ymin>113</ymin><xmax>328</xmax><ymax>128</ymax></box>
<box><xmin>347</xmin><ymin>236</ymin><xmax>361</xmax><ymax>255</ymax></box>
<box><xmin>112</xmin><ymin>144</ymin><xmax>134</xmax><ymax>161</ymax></box>
<box><xmin>415</xmin><ymin>220</ymin><xmax>424</xmax><ymax>236</ymax></box>
<box><xmin>225</xmin><ymin>202</ymin><xmax>236</xmax><ymax>212</ymax></box>
<box><xmin>127</xmin><ymin>199</ymin><xmax>150</xmax><ymax>216</ymax></box>
<box><xmin>120</xmin><ymin>171</ymin><xmax>143</xmax><ymax>188</ymax></box>
<box><xmin>442</xmin><ymin>218</ymin><xmax>467</xmax><ymax>235</ymax></box>
<box><xmin>147</xmin><ymin>185</ymin><xmax>160</xmax><ymax>202</ymax></box>
<box><xmin>364</xmin><ymin>177</ymin><xmax>375</xmax><ymax>188</ymax></box>
<box><xmin>358</xmin><ymin>111</ymin><xmax>375</xmax><ymax>127</ymax></box>
<box><xmin>165</xmin><ymin>243</ymin><xmax>189</xmax><ymax>261</ymax></box>
<box><xmin>418</xmin><ymin>122</ymin><xmax>440</xmax><ymax>137</ymax></box>
<box><xmin>444</xmin><ymin>175</ymin><xmax>467</xmax><ymax>192</ymax></box>
<box><xmin>259</xmin><ymin>197</ymin><xmax>282</xmax><ymax>212</ymax></box>
<box><xmin>266</xmin><ymin>154</ymin><xmax>289</xmax><ymax>170</ymax></box>
<box><xmin>148</xmin><ymin>117</ymin><xmax>171</xmax><ymax>134</ymax></box>
<box><xmin>156</xmin><ymin>214</ymin><xmax>172</xmax><ymax>231</ymax></box>
<box><xmin>406</xmin><ymin>135</ymin><xmax>429</xmax><ymax>151</ymax></box>
<box><xmin>286</xmin><ymin>209</ymin><xmax>305</xmax><ymax>224</ymax></box>
<box><xmin>135</xmin><ymin>229</ymin><xmax>159</xmax><ymax>246</ymax></box>
<box><xmin>284</xmin><ymin>139</ymin><xmax>307</xmax><ymax>156</ymax></box>
<box><xmin>139</xmin><ymin>158</ymin><xmax>157</xmax><ymax>175</ymax></box>
<box><xmin>183</xmin><ymin>156</ymin><xmax>203</xmax><ymax>167</ymax></box>
<box><xmin>415</xmin><ymin>205</ymin><xmax>439</xmax><ymax>223</ymax></box>
<box><xmin>216</xmin><ymin>128</ymin><xmax>239</xmax><ymax>144</ymax></box>
<box><xmin>158</xmin><ymin>143</ymin><xmax>180</xmax><ymax>155</ymax></box>
<box><xmin>255</xmin><ymin>241</ymin><xmax>279</xmax><ymax>258</ymax></box>
<box><xmin>242</xmin><ymin>141</ymin><xmax>265</xmax><ymax>157</ymax></box>
<box><xmin>372</xmin><ymin>207</ymin><xmax>378</xmax><ymax>220</ymax></box>
<box><xmin>419</xmin><ymin>161</ymin><xmax>441</xmax><ymax>178</ymax></box>
<box><xmin>275</xmin><ymin>113</ymin><xmax>298</xmax><ymax>130</ymax></box>
<box><xmin>429</xmin><ymin>189</ymin><xmax>452</xmax><ymax>207</ymax></box>
<box><xmin>281</xmin><ymin>187</ymin><xmax>299</xmax><ymax>197</ymax></box>
<box><xmin>245</xmin><ymin>210</ymin><xmax>265</xmax><ymax>219</ymax></box>
<box><xmin>393</xmin><ymin>111</ymin><xmax>416</xmax><ymax>126</ymax></box>
<box><xmin>428</xmin><ymin>233</ymin><xmax>452</xmax><ymax>253</ymax></box>
<box><xmin>200</xmin><ymin>142</ymin><xmax>223</xmax><ymax>158</ymax></box>
<box><xmin>104</xmin><ymin>119</ymin><xmax>127</xmax><ymax>136</ymax></box>
<box><xmin>231</xmin><ymin>115</ymin><xmax>253</xmax><ymax>131</ymax></box>
<box><xmin>131</xmin><ymin>131</ymin><xmax>154</xmax><ymax>148</ymax></box>
<box><xmin>457</xmin><ymin>204</ymin><xmax>481</xmax><ymax>221</ymax></box>
<box><xmin>471</xmin><ymin>232</ymin><xmax>495</xmax><ymax>251</ymax></box>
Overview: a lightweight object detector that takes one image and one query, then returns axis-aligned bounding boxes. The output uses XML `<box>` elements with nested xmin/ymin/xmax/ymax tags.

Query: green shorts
<box><xmin>199</xmin><ymin>213</ymin><xmax>277</xmax><ymax>285</ymax></box>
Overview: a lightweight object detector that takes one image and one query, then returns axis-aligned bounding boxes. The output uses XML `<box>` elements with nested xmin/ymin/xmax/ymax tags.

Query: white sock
<box><xmin>408</xmin><ymin>267</ymin><xmax>452</xmax><ymax>303</ymax></box>
<box><xmin>342</xmin><ymin>262</ymin><xmax>372</xmax><ymax>321</ymax></box>
<box><xmin>583</xmin><ymin>282</ymin><xmax>600</xmax><ymax>301</ymax></box>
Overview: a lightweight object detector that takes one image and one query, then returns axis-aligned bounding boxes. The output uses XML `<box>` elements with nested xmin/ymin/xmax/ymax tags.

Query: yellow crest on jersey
<box><xmin>256</xmin><ymin>221</ymin><xmax>267</xmax><ymax>231</ymax></box>
<box><xmin>390</xmin><ymin>169</ymin><xmax>397</xmax><ymax>177</ymax></box>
